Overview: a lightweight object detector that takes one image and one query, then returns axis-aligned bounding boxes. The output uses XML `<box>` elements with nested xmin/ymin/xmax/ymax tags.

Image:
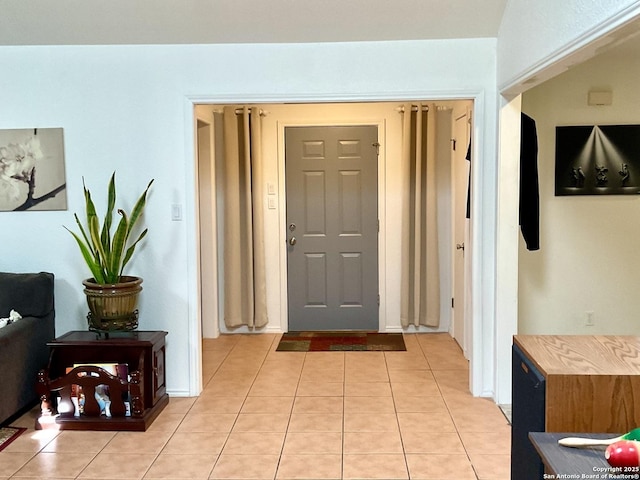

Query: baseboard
<box><xmin>217</xmin><ymin>325</ymin><xmax>283</xmax><ymax>335</ymax></box>
<box><xmin>383</xmin><ymin>326</ymin><xmax>404</xmax><ymax>333</ymax></box>
<box><xmin>166</xmin><ymin>389</ymin><xmax>192</xmax><ymax>398</ymax></box>
<box><xmin>397</xmin><ymin>325</ymin><xmax>451</xmax><ymax>334</ymax></box>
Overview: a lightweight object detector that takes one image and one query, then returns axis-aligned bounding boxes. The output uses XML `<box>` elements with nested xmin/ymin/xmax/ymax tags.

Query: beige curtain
<box><xmin>400</xmin><ymin>103</ymin><xmax>440</xmax><ymax>328</ymax></box>
<box><xmin>222</xmin><ymin>106</ymin><xmax>268</xmax><ymax>328</ymax></box>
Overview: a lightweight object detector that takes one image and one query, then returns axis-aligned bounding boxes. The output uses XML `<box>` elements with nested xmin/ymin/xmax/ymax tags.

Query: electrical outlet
<box><xmin>585</xmin><ymin>311</ymin><xmax>595</xmax><ymax>327</ymax></box>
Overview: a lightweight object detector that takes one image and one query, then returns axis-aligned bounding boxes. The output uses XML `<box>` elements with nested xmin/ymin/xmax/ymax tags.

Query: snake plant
<box><xmin>66</xmin><ymin>172</ymin><xmax>153</xmax><ymax>284</ymax></box>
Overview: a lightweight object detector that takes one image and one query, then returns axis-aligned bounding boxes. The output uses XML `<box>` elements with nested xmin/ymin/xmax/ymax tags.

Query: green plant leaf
<box><xmin>109</xmin><ymin>209</ymin><xmax>129</xmax><ymax>283</ymax></box>
<box><xmin>121</xmin><ymin>228</ymin><xmax>148</xmax><ymax>275</ymax></box>
<box><xmin>128</xmin><ymin>179</ymin><xmax>154</xmax><ymax>235</ymax></box>
<box><xmin>101</xmin><ymin>172</ymin><xmax>116</xmax><ymax>251</ymax></box>
<box><xmin>89</xmin><ymin>214</ymin><xmax>107</xmax><ymax>276</ymax></box>
<box><xmin>83</xmin><ymin>183</ymin><xmax>98</xmax><ymax>236</ymax></box>
<box><xmin>73</xmin><ymin>213</ymin><xmax>96</xmax><ymax>260</ymax></box>
<box><xmin>66</xmin><ymin>174</ymin><xmax>153</xmax><ymax>284</ymax></box>
<box><xmin>64</xmin><ymin>227</ymin><xmax>106</xmax><ymax>284</ymax></box>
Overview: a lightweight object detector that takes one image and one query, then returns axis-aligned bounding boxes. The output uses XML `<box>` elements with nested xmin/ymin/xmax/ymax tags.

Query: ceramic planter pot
<box><xmin>83</xmin><ymin>276</ymin><xmax>143</xmax><ymax>332</ymax></box>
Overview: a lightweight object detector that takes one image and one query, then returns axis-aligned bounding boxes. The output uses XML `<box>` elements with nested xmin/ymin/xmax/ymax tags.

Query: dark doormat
<box><xmin>0</xmin><ymin>427</ymin><xmax>26</xmax><ymax>452</ymax></box>
<box><xmin>276</xmin><ymin>331</ymin><xmax>406</xmax><ymax>352</ymax></box>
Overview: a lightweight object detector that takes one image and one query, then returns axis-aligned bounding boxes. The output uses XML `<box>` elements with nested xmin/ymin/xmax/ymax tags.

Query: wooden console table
<box><xmin>36</xmin><ymin>330</ymin><xmax>168</xmax><ymax>431</ymax></box>
<box><xmin>512</xmin><ymin>335</ymin><xmax>640</xmax><ymax>479</ymax></box>
<box><xmin>514</xmin><ymin>335</ymin><xmax>640</xmax><ymax>432</ymax></box>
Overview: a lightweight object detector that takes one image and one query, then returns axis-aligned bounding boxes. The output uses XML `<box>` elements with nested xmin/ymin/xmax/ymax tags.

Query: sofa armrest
<box><xmin>0</xmin><ymin>312</ymin><xmax>55</xmax><ymax>424</ymax></box>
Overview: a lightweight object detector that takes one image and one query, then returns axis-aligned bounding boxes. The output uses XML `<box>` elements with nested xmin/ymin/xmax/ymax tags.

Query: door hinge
<box><xmin>377</xmin><ymin>219</ymin><xmax>380</xmax><ymax>232</ymax></box>
<box><xmin>372</xmin><ymin>142</ymin><xmax>381</xmax><ymax>156</ymax></box>
<box><xmin>377</xmin><ymin>294</ymin><xmax>380</xmax><ymax>306</ymax></box>
<box><xmin>451</xmin><ymin>297</ymin><xmax>455</xmax><ymax>308</ymax></box>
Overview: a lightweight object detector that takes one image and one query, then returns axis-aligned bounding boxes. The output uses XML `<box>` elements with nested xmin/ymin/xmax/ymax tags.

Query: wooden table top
<box><xmin>49</xmin><ymin>330</ymin><xmax>167</xmax><ymax>346</ymax></box>
<box><xmin>514</xmin><ymin>335</ymin><xmax>640</xmax><ymax>376</ymax></box>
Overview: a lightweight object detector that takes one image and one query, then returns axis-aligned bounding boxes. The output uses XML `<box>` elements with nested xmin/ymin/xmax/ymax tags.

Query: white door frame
<box><xmin>183</xmin><ymin>91</ymin><xmax>493</xmax><ymax>400</ymax></box>
<box><xmin>194</xmin><ymin>113</ymin><xmax>220</xmax><ymax>340</ymax></box>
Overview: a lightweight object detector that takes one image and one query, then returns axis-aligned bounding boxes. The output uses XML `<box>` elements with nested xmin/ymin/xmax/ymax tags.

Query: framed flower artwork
<box><xmin>0</xmin><ymin>128</ymin><xmax>67</xmax><ymax>211</ymax></box>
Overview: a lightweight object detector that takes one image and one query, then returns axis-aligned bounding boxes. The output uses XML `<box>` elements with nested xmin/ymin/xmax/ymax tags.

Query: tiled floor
<box><xmin>0</xmin><ymin>333</ymin><xmax>511</xmax><ymax>479</ymax></box>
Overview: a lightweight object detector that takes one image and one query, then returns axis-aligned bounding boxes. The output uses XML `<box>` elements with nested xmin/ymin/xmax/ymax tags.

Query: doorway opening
<box><xmin>194</xmin><ymin>99</ymin><xmax>474</xmax><ymax>384</ymax></box>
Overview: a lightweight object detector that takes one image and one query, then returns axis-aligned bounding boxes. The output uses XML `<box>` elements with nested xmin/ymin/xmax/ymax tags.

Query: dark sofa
<box><xmin>0</xmin><ymin>272</ymin><xmax>55</xmax><ymax>425</ymax></box>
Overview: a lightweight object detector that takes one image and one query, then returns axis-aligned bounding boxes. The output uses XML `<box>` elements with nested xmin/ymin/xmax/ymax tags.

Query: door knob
<box><xmin>289</xmin><ymin>237</ymin><xmax>297</xmax><ymax>246</ymax></box>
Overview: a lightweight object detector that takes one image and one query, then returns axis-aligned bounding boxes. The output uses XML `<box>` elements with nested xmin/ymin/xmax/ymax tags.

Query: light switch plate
<box><xmin>171</xmin><ymin>204</ymin><xmax>182</xmax><ymax>221</ymax></box>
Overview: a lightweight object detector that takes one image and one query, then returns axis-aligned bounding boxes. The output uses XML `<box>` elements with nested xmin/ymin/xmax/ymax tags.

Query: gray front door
<box><xmin>285</xmin><ymin>125</ymin><xmax>379</xmax><ymax>331</ymax></box>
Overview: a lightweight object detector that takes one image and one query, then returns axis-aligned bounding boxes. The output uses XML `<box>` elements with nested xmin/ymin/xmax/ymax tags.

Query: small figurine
<box><xmin>619</xmin><ymin>163</ymin><xmax>630</xmax><ymax>187</ymax></box>
<box><xmin>595</xmin><ymin>165</ymin><xmax>608</xmax><ymax>186</ymax></box>
<box><xmin>577</xmin><ymin>166</ymin><xmax>586</xmax><ymax>187</ymax></box>
<box><xmin>570</xmin><ymin>168</ymin><xmax>579</xmax><ymax>187</ymax></box>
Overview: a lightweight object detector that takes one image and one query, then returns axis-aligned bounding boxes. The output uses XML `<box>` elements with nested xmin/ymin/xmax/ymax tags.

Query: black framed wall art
<box><xmin>555</xmin><ymin>124</ymin><xmax>640</xmax><ymax>196</ymax></box>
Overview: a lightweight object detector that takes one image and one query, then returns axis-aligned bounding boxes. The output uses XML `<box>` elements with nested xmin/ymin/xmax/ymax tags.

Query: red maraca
<box><xmin>605</xmin><ymin>440</ymin><xmax>640</xmax><ymax>468</ymax></box>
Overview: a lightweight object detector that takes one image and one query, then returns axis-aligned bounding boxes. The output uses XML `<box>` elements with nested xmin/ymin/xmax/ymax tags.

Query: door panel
<box><xmin>340</xmin><ymin>252</ymin><xmax>363</xmax><ymax>306</ymax></box>
<box><xmin>286</xmin><ymin>126</ymin><xmax>378</xmax><ymax>331</ymax></box>
<box><xmin>303</xmin><ymin>171</ymin><xmax>326</xmax><ymax>235</ymax></box>
<box><xmin>304</xmin><ymin>253</ymin><xmax>327</xmax><ymax>306</ymax></box>
<box><xmin>339</xmin><ymin>171</ymin><xmax>362</xmax><ymax>234</ymax></box>
<box><xmin>453</xmin><ymin>111</ymin><xmax>470</xmax><ymax>356</ymax></box>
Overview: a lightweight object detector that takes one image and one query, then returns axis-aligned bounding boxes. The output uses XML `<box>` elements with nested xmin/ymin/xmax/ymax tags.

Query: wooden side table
<box><xmin>36</xmin><ymin>330</ymin><xmax>168</xmax><ymax>431</ymax></box>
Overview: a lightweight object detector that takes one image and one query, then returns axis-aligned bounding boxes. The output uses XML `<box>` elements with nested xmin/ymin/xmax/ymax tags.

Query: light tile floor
<box><xmin>1</xmin><ymin>333</ymin><xmax>511</xmax><ymax>479</ymax></box>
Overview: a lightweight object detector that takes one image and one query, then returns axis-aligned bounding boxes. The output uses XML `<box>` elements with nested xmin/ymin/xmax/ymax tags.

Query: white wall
<box><xmin>0</xmin><ymin>39</ymin><xmax>498</xmax><ymax>397</ymax></box>
<box><xmin>520</xmin><ymin>42</ymin><xmax>640</xmax><ymax>335</ymax></box>
<box><xmin>498</xmin><ymin>0</ymin><xmax>640</xmax><ymax>93</ymax></box>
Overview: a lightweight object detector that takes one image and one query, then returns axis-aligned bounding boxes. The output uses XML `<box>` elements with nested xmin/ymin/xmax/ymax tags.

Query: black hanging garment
<box><xmin>465</xmin><ymin>142</ymin><xmax>471</xmax><ymax>219</ymax></box>
<box><xmin>520</xmin><ymin>113</ymin><xmax>540</xmax><ymax>251</ymax></box>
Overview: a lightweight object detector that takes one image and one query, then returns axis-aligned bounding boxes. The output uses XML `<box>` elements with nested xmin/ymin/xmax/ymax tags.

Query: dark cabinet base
<box><xmin>37</xmin><ymin>394</ymin><xmax>169</xmax><ymax>431</ymax></box>
<box><xmin>511</xmin><ymin>343</ymin><xmax>546</xmax><ymax>480</ymax></box>
<box><xmin>36</xmin><ymin>330</ymin><xmax>168</xmax><ymax>431</ymax></box>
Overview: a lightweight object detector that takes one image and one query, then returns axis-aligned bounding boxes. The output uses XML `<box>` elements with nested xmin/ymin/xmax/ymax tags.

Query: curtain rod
<box><xmin>396</xmin><ymin>105</ymin><xmax>429</xmax><ymax>113</ymax></box>
<box><xmin>213</xmin><ymin>108</ymin><xmax>268</xmax><ymax>116</ymax></box>
<box><xmin>396</xmin><ymin>105</ymin><xmax>455</xmax><ymax>113</ymax></box>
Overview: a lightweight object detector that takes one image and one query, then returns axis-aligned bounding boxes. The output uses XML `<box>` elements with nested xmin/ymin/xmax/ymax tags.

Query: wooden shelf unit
<box><xmin>36</xmin><ymin>330</ymin><xmax>168</xmax><ymax>431</ymax></box>
<box><xmin>513</xmin><ymin>335</ymin><xmax>640</xmax><ymax>433</ymax></box>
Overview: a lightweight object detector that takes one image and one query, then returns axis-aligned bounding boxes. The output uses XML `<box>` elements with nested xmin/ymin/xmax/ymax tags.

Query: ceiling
<box><xmin>0</xmin><ymin>0</ymin><xmax>509</xmax><ymax>45</ymax></box>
